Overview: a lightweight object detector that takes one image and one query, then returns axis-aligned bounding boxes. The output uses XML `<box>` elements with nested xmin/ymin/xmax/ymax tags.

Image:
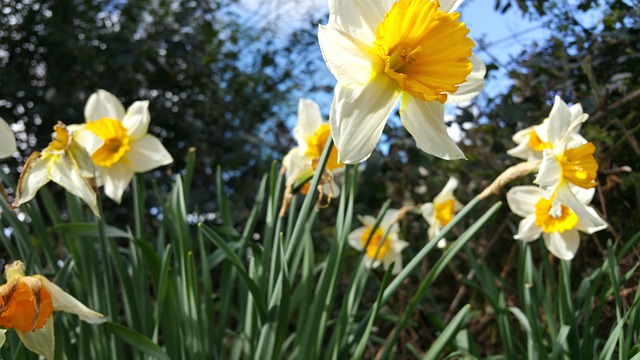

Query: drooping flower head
<box><xmin>79</xmin><ymin>89</ymin><xmax>173</xmax><ymax>203</ymax></box>
<box><xmin>14</xmin><ymin>122</ymin><xmax>100</xmax><ymax>217</ymax></box>
<box><xmin>506</xmin><ymin>185</ymin><xmax>606</xmax><ymax>260</ymax></box>
<box><xmin>283</xmin><ymin>98</ymin><xmax>344</xmax><ymax>197</ymax></box>
<box><xmin>347</xmin><ymin>209</ymin><xmax>409</xmax><ymax>274</ymax></box>
<box><xmin>0</xmin><ymin>261</ymin><xmax>103</xmax><ymax>359</ymax></box>
<box><xmin>507</xmin><ymin>101</ymin><xmax>587</xmax><ymax>162</ymax></box>
<box><xmin>421</xmin><ymin>176</ymin><xmax>463</xmax><ymax>248</ymax></box>
<box><xmin>319</xmin><ymin>0</ymin><xmax>485</xmax><ymax>163</ymax></box>
<box><xmin>0</xmin><ymin>117</ymin><xmax>17</xmax><ymax>160</ymax></box>
<box><xmin>532</xmin><ymin>96</ymin><xmax>603</xmax><ymax>228</ymax></box>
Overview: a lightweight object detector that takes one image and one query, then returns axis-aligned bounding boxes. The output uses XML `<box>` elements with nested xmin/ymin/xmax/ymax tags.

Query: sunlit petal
<box><xmin>294</xmin><ymin>98</ymin><xmax>323</xmax><ymax>146</ymax></box>
<box><xmin>514</xmin><ymin>214</ymin><xmax>542</xmax><ymax>242</ymax></box>
<box><xmin>330</xmin><ymin>78</ymin><xmax>400</xmax><ymax>164</ymax></box>
<box><xmin>37</xmin><ymin>276</ymin><xmax>104</xmax><ymax>324</ymax></box>
<box><xmin>446</xmin><ymin>54</ymin><xmax>485</xmax><ymax>103</ymax></box>
<box><xmin>103</xmin><ymin>161</ymin><xmax>135</xmax><ymax>204</ymax></box>
<box><xmin>543</xmin><ymin>230</ymin><xmax>579</xmax><ymax>260</ymax></box>
<box><xmin>122</xmin><ymin>100</ymin><xmax>151</xmax><ymax>141</ymax></box>
<box><xmin>14</xmin><ymin>153</ymin><xmax>51</xmax><ymax>207</ymax></box>
<box><xmin>84</xmin><ymin>89</ymin><xmax>126</xmax><ymax>122</ymax></box>
<box><xmin>506</xmin><ymin>186</ymin><xmax>540</xmax><ymax>218</ymax></box>
<box><xmin>127</xmin><ymin>135</ymin><xmax>174</xmax><ymax>173</ymax></box>
<box><xmin>0</xmin><ymin>117</ymin><xmax>17</xmax><ymax>159</ymax></box>
<box><xmin>400</xmin><ymin>97</ymin><xmax>465</xmax><ymax>160</ymax></box>
<box><xmin>17</xmin><ymin>318</ymin><xmax>54</xmax><ymax>360</ymax></box>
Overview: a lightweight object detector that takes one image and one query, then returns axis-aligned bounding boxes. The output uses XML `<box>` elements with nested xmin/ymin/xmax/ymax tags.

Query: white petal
<box><xmin>400</xmin><ymin>97</ymin><xmax>465</xmax><ymax>160</ymax></box>
<box><xmin>440</xmin><ymin>0</ymin><xmax>465</xmax><ymax>13</ymax></box>
<box><xmin>569</xmin><ymin>103</ymin><xmax>584</xmax><ymax>121</ymax></box>
<box><xmin>127</xmin><ymin>135</ymin><xmax>173</xmax><ymax>173</ymax></box>
<box><xmin>328</xmin><ymin>0</ymin><xmax>392</xmax><ymax>43</ymax></box>
<box><xmin>318</xmin><ymin>24</ymin><xmax>379</xmax><ymax>88</ymax></box>
<box><xmin>434</xmin><ymin>177</ymin><xmax>459</xmax><ymax>203</ymax></box>
<box><xmin>84</xmin><ymin>89</ymin><xmax>126</xmax><ymax>122</ymax></box>
<box><xmin>363</xmin><ymin>255</ymin><xmax>381</xmax><ymax>270</ymax></box>
<box><xmin>358</xmin><ymin>215</ymin><xmax>376</xmax><ymax>227</ymax></box>
<box><xmin>555</xmin><ymin>184</ymin><xmax>606</xmax><ymax>229</ymax></box>
<box><xmin>506</xmin><ymin>139</ymin><xmax>538</xmax><ymax>161</ymax></box>
<box><xmin>47</xmin><ymin>155</ymin><xmax>99</xmax><ymax>217</ymax></box>
<box><xmin>14</xmin><ymin>153</ymin><xmax>51</xmax><ymax>207</ymax></box>
<box><xmin>534</xmin><ymin>149</ymin><xmax>561</xmax><ymax>192</ymax></box>
<box><xmin>512</xmin><ymin>126</ymin><xmax>534</xmax><ymax>144</ymax></box>
<box><xmin>330</xmin><ymin>78</ymin><xmax>400</xmax><ymax>164</ymax></box>
<box><xmin>103</xmin><ymin>161</ymin><xmax>135</xmax><ymax>204</ymax></box>
<box><xmin>0</xmin><ymin>117</ymin><xmax>17</xmax><ymax>159</ymax></box>
<box><xmin>446</xmin><ymin>54</ymin><xmax>486</xmax><ymax>104</ymax></box>
<box><xmin>38</xmin><ymin>276</ymin><xmax>104</xmax><ymax>323</ymax></box>
<box><xmin>18</xmin><ymin>317</ymin><xmax>54</xmax><ymax>360</ymax></box>
<box><xmin>0</xmin><ymin>329</ymin><xmax>5</xmax><ymax>348</ymax></box>
<box><xmin>72</xmin><ymin>128</ymin><xmax>103</xmax><ymax>156</ymax></box>
<box><xmin>513</xmin><ymin>214</ymin><xmax>542</xmax><ymax>242</ymax></box>
<box><xmin>543</xmin><ymin>230</ymin><xmax>580</xmax><ymax>260</ymax></box>
<box><xmin>506</xmin><ymin>186</ymin><xmax>540</xmax><ymax>218</ymax></box>
<box><xmin>348</xmin><ymin>226</ymin><xmax>368</xmax><ymax>251</ymax></box>
<box><xmin>282</xmin><ymin>147</ymin><xmax>307</xmax><ymax>185</ymax></box>
<box><xmin>428</xmin><ymin>223</ymin><xmax>440</xmax><ymax>240</ymax></box>
<box><xmin>570</xmin><ymin>183</ymin><xmax>595</xmax><ymax>205</ymax></box>
<box><xmin>122</xmin><ymin>100</ymin><xmax>150</xmax><ymax>141</ymax></box>
<box><xmin>381</xmin><ymin>209</ymin><xmax>399</xmax><ymax>229</ymax></box>
<box><xmin>575</xmin><ymin>206</ymin><xmax>608</xmax><ymax>234</ymax></box>
<box><xmin>383</xmin><ymin>250</ymin><xmax>405</xmax><ymax>275</ymax></box>
<box><xmin>546</xmin><ymin>96</ymin><xmax>571</xmax><ymax>147</ymax></box>
<box><xmin>421</xmin><ymin>202</ymin><xmax>435</xmax><ymax>226</ymax></box>
<box><xmin>294</xmin><ymin>98</ymin><xmax>323</xmax><ymax>147</ymax></box>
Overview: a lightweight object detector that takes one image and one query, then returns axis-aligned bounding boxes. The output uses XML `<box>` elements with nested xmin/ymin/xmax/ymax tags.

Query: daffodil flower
<box><xmin>78</xmin><ymin>89</ymin><xmax>173</xmax><ymax>204</ymax></box>
<box><xmin>14</xmin><ymin>122</ymin><xmax>100</xmax><ymax>217</ymax></box>
<box><xmin>348</xmin><ymin>209</ymin><xmax>409</xmax><ymax>274</ymax></box>
<box><xmin>283</xmin><ymin>98</ymin><xmax>344</xmax><ymax>197</ymax></box>
<box><xmin>421</xmin><ymin>176</ymin><xmax>463</xmax><ymax>248</ymax></box>
<box><xmin>506</xmin><ymin>185</ymin><xmax>606</xmax><ymax>260</ymax></box>
<box><xmin>318</xmin><ymin>0</ymin><xmax>485</xmax><ymax>163</ymax></box>
<box><xmin>507</xmin><ymin>99</ymin><xmax>586</xmax><ymax>161</ymax></box>
<box><xmin>0</xmin><ymin>261</ymin><xmax>103</xmax><ymax>359</ymax></box>
<box><xmin>532</xmin><ymin>96</ymin><xmax>603</xmax><ymax>227</ymax></box>
<box><xmin>0</xmin><ymin>117</ymin><xmax>17</xmax><ymax>159</ymax></box>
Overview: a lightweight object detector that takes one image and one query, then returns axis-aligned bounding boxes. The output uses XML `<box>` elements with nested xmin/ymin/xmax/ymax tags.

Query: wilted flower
<box><xmin>318</xmin><ymin>0</ymin><xmax>485</xmax><ymax>163</ymax></box>
<box><xmin>348</xmin><ymin>209</ymin><xmax>409</xmax><ymax>274</ymax></box>
<box><xmin>421</xmin><ymin>177</ymin><xmax>463</xmax><ymax>248</ymax></box>
<box><xmin>14</xmin><ymin>122</ymin><xmax>100</xmax><ymax>217</ymax></box>
<box><xmin>283</xmin><ymin>98</ymin><xmax>344</xmax><ymax>197</ymax></box>
<box><xmin>78</xmin><ymin>89</ymin><xmax>173</xmax><ymax>203</ymax></box>
<box><xmin>532</xmin><ymin>96</ymin><xmax>603</xmax><ymax>227</ymax></box>
<box><xmin>0</xmin><ymin>261</ymin><xmax>103</xmax><ymax>359</ymax></box>
<box><xmin>507</xmin><ymin>101</ymin><xmax>586</xmax><ymax>161</ymax></box>
<box><xmin>506</xmin><ymin>185</ymin><xmax>606</xmax><ymax>260</ymax></box>
<box><xmin>0</xmin><ymin>117</ymin><xmax>17</xmax><ymax>159</ymax></box>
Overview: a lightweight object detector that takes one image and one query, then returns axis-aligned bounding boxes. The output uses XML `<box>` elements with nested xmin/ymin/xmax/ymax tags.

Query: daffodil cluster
<box><xmin>11</xmin><ymin>89</ymin><xmax>173</xmax><ymax>215</ymax></box>
<box><xmin>505</xmin><ymin>96</ymin><xmax>607</xmax><ymax>259</ymax></box>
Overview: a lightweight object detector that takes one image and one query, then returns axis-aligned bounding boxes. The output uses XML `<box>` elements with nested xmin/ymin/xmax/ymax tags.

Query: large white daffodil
<box><xmin>0</xmin><ymin>117</ymin><xmax>17</xmax><ymax>159</ymax></box>
<box><xmin>507</xmin><ymin>101</ymin><xmax>587</xmax><ymax>161</ymax></box>
<box><xmin>283</xmin><ymin>98</ymin><xmax>344</xmax><ymax>197</ymax></box>
<box><xmin>421</xmin><ymin>176</ymin><xmax>463</xmax><ymax>248</ymax></box>
<box><xmin>80</xmin><ymin>89</ymin><xmax>173</xmax><ymax>203</ymax></box>
<box><xmin>14</xmin><ymin>122</ymin><xmax>100</xmax><ymax>217</ymax></box>
<box><xmin>348</xmin><ymin>209</ymin><xmax>409</xmax><ymax>274</ymax></box>
<box><xmin>506</xmin><ymin>185</ymin><xmax>606</xmax><ymax>260</ymax></box>
<box><xmin>318</xmin><ymin>0</ymin><xmax>485</xmax><ymax>164</ymax></box>
<box><xmin>532</xmin><ymin>96</ymin><xmax>604</xmax><ymax>228</ymax></box>
<box><xmin>0</xmin><ymin>261</ymin><xmax>104</xmax><ymax>360</ymax></box>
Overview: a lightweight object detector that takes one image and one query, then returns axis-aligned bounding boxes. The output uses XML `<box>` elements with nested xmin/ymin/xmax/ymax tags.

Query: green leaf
<box><xmin>55</xmin><ymin>223</ymin><xmax>132</xmax><ymax>239</ymax></box>
<box><xmin>103</xmin><ymin>321</ymin><xmax>170</xmax><ymax>360</ymax></box>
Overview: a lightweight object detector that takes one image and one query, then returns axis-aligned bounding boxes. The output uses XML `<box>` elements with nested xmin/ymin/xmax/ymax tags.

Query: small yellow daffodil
<box><xmin>0</xmin><ymin>261</ymin><xmax>104</xmax><ymax>359</ymax></box>
<box><xmin>0</xmin><ymin>117</ymin><xmax>17</xmax><ymax>159</ymax></box>
<box><xmin>282</xmin><ymin>98</ymin><xmax>344</xmax><ymax>197</ymax></box>
<box><xmin>506</xmin><ymin>185</ymin><xmax>606</xmax><ymax>260</ymax></box>
<box><xmin>14</xmin><ymin>122</ymin><xmax>100</xmax><ymax>217</ymax></box>
<box><xmin>347</xmin><ymin>209</ymin><xmax>409</xmax><ymax>274</ymax></box>
<box><xmin>76</xmin><ymin>89</ymin><xmax>173</xmax><ymax>204</ymax></box>
<box><xmin>318</xmin><ymin>0</ymin><xmax>485</xmax><ymax>163</ymax></box>
<box><xmin>420</xmin><ymin>177</ymin><xmax>463</xmax><ymax>248</ymax></box>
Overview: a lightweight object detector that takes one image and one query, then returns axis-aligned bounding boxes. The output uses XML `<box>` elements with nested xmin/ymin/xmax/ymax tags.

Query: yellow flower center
<box><xmin>304</xmin><ymin>124</ymin><xmax>343</xmax><ymax>171</ymax></box>
<box><xmin>85</xmin><ymin>118</ymin><xmax>131</xmax><ymax>168</ymax></box>
<box><xmin>528</xmin><ymin>131</ymin><xmax>551</xmax><ymax>152</ymax></box>
<box><xmin>534</xmin><ymin>197</ymin><xmax>578</xmax><ymax>233</ymax></box>
<box><xmin>435</xmin><ymin>198</ymin><xmax>456</xmax><ymax>227</ymax></box>
<box><xmin>360</xmin><ymin>226</ymin><xmax>390</xmax><ymax>260</ymax></box>
<box><xmin>559</xmin><ymin>142</ymin><xmax>598</xmax><ymax>189</ymax></box>
<box><xmin>45</xmin><ymin>123</ymin><xmax>72</xmax><ymax>153</ymax></box>
<box><xmin>374</xmin><ymin>0</ymin><xmax>474</xmax><ymax>103</ymax></box>
<box><xmin>0</xmin><ymin>277</ymin><xmax>54</xmax><ymax>334</ymax></box>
